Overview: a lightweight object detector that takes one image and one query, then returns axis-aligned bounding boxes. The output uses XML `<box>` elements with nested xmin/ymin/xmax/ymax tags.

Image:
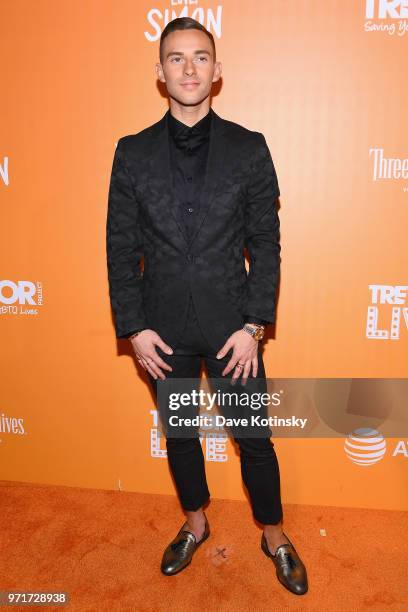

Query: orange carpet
<box><xmin>1</xmin><ymin>480</ymin><xmax>407</xmax><ymax>611</ymax></box>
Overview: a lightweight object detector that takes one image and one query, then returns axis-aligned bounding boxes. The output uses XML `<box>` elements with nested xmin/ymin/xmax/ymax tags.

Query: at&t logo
<box><xmin>344</xmin><ymin>428</ymin><xmax>386</xmax><ymax>466</ymax></box>
<box><xmin>345</xmin><ymin>427</ymin><xmax>408</xmax><ymax>465</ymax></box>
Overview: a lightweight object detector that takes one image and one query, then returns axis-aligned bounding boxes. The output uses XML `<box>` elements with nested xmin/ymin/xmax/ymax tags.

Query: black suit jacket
<box><xmin>106</xmin><ymin>108</ymin><xmax>281</xmax><ymax>353</ymax></box>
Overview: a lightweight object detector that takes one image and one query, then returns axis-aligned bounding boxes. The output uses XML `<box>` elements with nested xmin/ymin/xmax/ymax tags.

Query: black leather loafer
<box><xmin>261</xmin><ymin>531</ymin><xmax>308</xmax><ymax>595</ymax></box>
<box><xmin>161</xmin><ymin>514</ymin><xmax>210</xmax><ymax>575</ymax></box>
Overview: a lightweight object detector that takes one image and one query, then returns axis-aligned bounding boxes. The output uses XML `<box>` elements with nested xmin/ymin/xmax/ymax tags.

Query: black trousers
<box><xmin>146</xmin><ymin>296</ymin><xmax>283</xmax><ymax>525</ymax></box>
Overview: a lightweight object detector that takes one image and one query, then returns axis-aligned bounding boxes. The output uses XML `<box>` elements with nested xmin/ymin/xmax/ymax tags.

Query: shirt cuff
<box><xmin>243</xmin><ymin>316</ymin><xmax>269</xmax><ymax>327</ymax></box>
<box><xmin>121</xmin><ymin>328</ymin><xmax>145</xmax><ymax>339</ymax></box>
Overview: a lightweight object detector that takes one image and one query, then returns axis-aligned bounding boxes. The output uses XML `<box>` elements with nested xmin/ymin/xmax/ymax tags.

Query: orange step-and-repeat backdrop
<box><xmin>1</xmin><ymin>1</ymin><xmax>407</xmax><ymax>511</ymax></box>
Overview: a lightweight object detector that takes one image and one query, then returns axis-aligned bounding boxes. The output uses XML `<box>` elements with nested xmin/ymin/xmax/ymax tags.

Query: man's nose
<box><xmin>184</xmin><ymin>59</ymin><xmax>196</xmax><ymax>75</ymax></box>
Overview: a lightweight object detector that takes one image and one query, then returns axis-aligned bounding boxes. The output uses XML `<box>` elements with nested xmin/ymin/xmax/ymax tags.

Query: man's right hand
<box><xmin>130</xmin><ymin>329</ymin><xmax>173</xmax><ymax>379</ymax></box>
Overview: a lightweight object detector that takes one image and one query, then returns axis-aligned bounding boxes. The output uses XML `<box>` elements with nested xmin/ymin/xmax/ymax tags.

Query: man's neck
<box><xmin>169</xmin><ymin>100</ymin><xmax>211</xmax><ymax>127</ymax></box>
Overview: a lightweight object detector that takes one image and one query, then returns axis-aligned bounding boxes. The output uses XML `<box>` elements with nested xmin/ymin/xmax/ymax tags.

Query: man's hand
<box><xmin>216</xmin><ymin>327</ymin><xmax>260</xmax><ymax>385</ymax></box>
<box><xmin>130</xmin><ymin>329</ymin><xmax>173</xmax><ymax>380</ymax></box>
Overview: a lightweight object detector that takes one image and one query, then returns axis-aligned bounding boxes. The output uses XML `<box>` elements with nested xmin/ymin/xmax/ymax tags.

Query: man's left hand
<box><xmin>216</xmin><ymin>328</ymin><xmax>260</xmax><ymax>384</ymax></box>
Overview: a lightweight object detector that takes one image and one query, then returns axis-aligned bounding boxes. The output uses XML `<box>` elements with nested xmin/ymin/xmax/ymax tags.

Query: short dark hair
<box><xmin>159</xmin><ymin>17</ymin><xmax>216</xmax><ymax>63</ymax></box>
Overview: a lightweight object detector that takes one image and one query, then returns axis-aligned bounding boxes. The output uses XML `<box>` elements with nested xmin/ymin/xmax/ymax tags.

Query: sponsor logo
<box><xmin>366</xmin><ymin>285</ymin><xmax>408</xmax><ymax>340</ymax></box>
<box><xmin>364</xmin><ymin>0</ymin><xmax>408</xmax><ymax>35</ymax></box>
<box><xmin>0</xmin><ymin>280</ymin><xmax>43</xmax><ymax>316</ymax></box>
<box><xmin>144</xmin><ymin>0</ymin><xmax>223</xmax><ymax>42</ymax></box>
<box><xmin>150</xmin><ymin>409</ymin><xmax>228</xmax><ymax>461</ymax></box>
<box><xmin>0</xmin><ymin>412</ymin><xmax>26</xmax><ymax>437</ymax></box>
<box><xmin>369</xmin><ymin>148</ymin><xmax>408</xmax><ymax>189</ymax></box>
<box><xmin>345</xmin><ymin>427</ymin><xmax>408</xmax><ymax>465</ymax></box>
<box><xmin>345</xmin><ymin>428</ymin><xmax>386</xmax><ymax>465</ymax></box>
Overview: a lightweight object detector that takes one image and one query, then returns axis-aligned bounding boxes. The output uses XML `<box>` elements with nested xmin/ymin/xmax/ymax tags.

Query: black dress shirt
<box><xmin>168</xmin><ymin>107</ymin><xmax>211</xmax><ymax>239</ymax></box>
<box><xmin>123</xmin><ymin>108</ymin><xmax>268</xmax><ymax>338</ymax></box>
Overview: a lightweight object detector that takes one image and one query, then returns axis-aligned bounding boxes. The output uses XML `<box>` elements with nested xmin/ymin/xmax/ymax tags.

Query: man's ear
<box><xmin>156</xmin><ymin>63</ymin><xmax>166</xmax><ymax>83</ymax></box>
<box><xmin>212</xmin><ymin>61</ymin><xmax>222</xmax><ymax>83</ymax></box>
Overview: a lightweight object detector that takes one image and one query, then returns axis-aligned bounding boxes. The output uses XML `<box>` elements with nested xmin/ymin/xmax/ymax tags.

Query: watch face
<box><xmin>244</xmin><ymin>325</ymin><xmax>264</xmax><ymax>340</ymax></box>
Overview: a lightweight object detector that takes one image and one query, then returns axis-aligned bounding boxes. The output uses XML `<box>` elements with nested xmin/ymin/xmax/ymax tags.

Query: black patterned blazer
<box><xmin>106</xmin><ymin>107</ymin><xmax>281</xmax><ymax>352</ymax></box>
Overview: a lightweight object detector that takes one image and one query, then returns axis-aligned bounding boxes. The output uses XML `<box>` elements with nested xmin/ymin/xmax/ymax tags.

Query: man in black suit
<box><xmin>106</xmin><ymin>17</ymin><xmax>308</xmax><ymax>595</ymax></box>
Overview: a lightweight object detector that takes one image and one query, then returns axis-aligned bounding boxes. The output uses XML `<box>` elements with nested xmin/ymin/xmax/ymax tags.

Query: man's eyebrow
<box><xmin>166</xmin><ymin>49</ymin><xmax>211</xmax><ymax>58</ymax></box>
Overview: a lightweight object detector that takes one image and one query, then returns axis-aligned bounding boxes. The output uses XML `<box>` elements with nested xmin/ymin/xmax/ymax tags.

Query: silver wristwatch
<box><xmin>243</xmin><ymin>323</ymin><xmax>265</xmax><ymax>341</ymax></box>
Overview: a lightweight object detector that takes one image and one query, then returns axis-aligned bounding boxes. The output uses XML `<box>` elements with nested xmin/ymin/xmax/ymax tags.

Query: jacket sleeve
<box><xmin>106</xmin><ymin>138</ymin><xmax>147</xmax><ymax>339</ymax></box>
<box><xmin>243</xmin><ymin>133</ymin><xmax>281</xmax><ymax>325</ymax></box>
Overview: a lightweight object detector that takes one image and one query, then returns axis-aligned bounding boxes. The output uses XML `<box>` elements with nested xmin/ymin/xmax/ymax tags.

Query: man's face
<box><xmin>156</xmin><ymin>29</ymin><xmax>221</xmax><ymax>107</ymax></box>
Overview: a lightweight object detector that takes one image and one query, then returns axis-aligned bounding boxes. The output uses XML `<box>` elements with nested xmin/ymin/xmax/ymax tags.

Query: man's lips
<box><xmin>180</xmin><ymin>81</ymin><xmax>200</xmax><ymax>88</ymax></box>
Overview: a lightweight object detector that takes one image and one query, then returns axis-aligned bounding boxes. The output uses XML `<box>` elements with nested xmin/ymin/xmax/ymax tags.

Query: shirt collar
<box><xmin>167</xmin><ymin>108</ymin><xmax>212</xmax><ymax>151</ymax></box>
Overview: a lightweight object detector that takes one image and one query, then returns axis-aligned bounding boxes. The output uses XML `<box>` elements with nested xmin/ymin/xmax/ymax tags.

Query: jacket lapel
<box><xmin>149</xmin><ymin>107</ymin><xmax>229</xmax><ymax>249</ymax></box>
